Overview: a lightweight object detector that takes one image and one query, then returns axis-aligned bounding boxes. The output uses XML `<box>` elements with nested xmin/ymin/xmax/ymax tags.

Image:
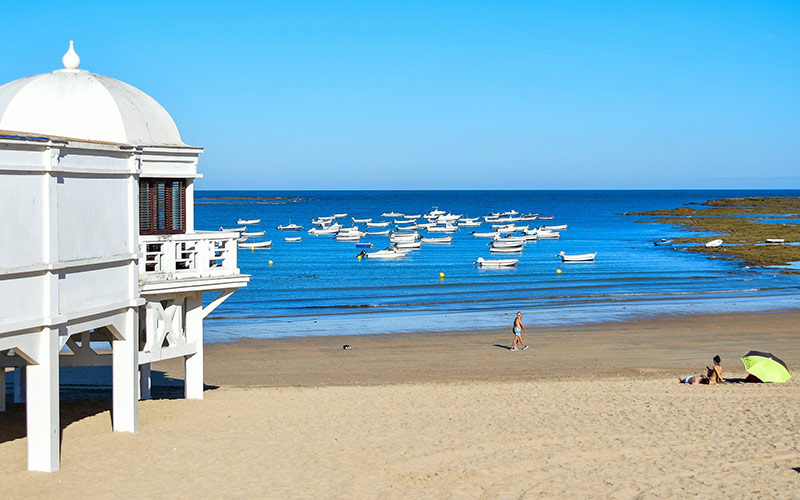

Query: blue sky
<box><xmin>1</xmin><ymin>1</ymin><xmax>799</xmax><ymax>189</ymax></box>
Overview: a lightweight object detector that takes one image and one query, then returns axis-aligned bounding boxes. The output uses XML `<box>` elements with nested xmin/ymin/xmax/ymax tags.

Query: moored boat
<box><xmin>705</xmin><ymin>239</ymin><xmax>723</xmax><ymax>248</ymax></box>
<box><xmin>237</xmin><ymin>218</ymin><xmax>261</xmax><ymax>225</ymax></box>
<box><xmin>367</xmin><ymin>221</ymin><xmax>390</xmax><ymax>228</ymax></box>
<box><xmin>557</xmin><ymin>251</ymin><xmax>596</xmax><ymax>262</ymax></box>
<box><xmin>366</xmin><ymin>230</ymin><xmax>390</xmax><ymax>236</ymax></box>
<box><xmin>541</xmin><ymin>224</ymin><xmax>567</xmax><ymax>231</ymax></box>
<box><xmin>474</xmin><ymin>257</ymin><xmax>518</xmax><ymax>267</ymax></box>
<box><xmin>360</xmin><ymin>248</ymin><xmax>408</xmax><ymax>259</ymax></box>
<box><xmin>421</xmin><ymin>236</ymin><xmax>452</xmax><ymax>244</ymax></box>
<box><xmin>394</xmin><ymin>241</ymin><xmax>421</xmax><ymax>250</ymax></box>
<box><xmin>284</xmin><ymin>236</ymin><xmax>301</xmax><ymax>242</ymax></box>
<box><xmin>352</xmin><ymin>217</ymin><xmax>372</xmax><ymax>223</ymax></box>
<box><xmin>654</xmin><ymin>238</ymin><xmax>673</xmax><ymax>246</ymax></box>
<box><xmin>471</xmin><ymin>231</ymin><xmax>500</xmax><ymax>238</ymax></box>
<box><xmin>238</xmin><ymin>240</ymin><xmax>271</xmax><ymax>249</ymax></box>
<box><xmin>382</xmin><ymin>211</ymin><xmax>404</xmax><ymax>217</ymax></box>
<box><xmin>241</xmin><ymin>230</ymin><xmax>265</xmax><ymax>237</ymax></box>
<box><xmin>490</xmin><ymin>245</ymin><xmax>522</xmax><ymax>253</ymax></box>
<box><xmin>277</xmin><ymin>223</ymin><xmax>304</xmax><ymax>231</ymax></box>
<box><xmin>766</xmin><ymin>238</ymin><xmax>785</xmax><ymax>244</ymax></box>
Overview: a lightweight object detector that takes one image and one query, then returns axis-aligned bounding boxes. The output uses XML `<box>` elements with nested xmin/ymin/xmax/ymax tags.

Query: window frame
<box><xmin>139</xmin><ymin>178</ymin><xmax>186</xmax><ymax>235</ymax></box>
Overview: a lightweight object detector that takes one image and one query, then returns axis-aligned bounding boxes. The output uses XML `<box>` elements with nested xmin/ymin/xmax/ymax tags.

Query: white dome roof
<box><xmin>0</xmin><ymin>43</ymin><xmax>186</xmax><ymax>146</ymax></box>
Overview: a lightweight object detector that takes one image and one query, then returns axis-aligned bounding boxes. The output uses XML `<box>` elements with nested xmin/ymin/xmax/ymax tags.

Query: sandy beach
<box><xmin>2</xmin><ymin>310</ymin><xmax>799</xmax><ymax>499</ymax></box>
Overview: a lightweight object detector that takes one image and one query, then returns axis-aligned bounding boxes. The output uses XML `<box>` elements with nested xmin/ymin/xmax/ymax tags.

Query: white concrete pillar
<box><xmin>112</xmin><ymin>309</ymin><xmax>138</xmax><ymax>433</ymax></box>
<box><xmin>139</xmin><ymin>363</ymin><xmax>151</xmax><ymax>400</ymax></box>
<box><xmin>14</xmin><ymin>366</ymin><xmax>26</xmax><ymax>403</ymax></box>
<box><xmin>184</xmin><ymin>293</ymin><xmax>204</xmax><ymax>399</ymax></box>
<box><xmin>0</xmin><ymin>368</ymin><xmax>6</xmax><ymax>412</ymax></box>
<box><xmin>26</xmin><ymin>328</ymin><xmax>60</xmax><ymax>472</ymax></box>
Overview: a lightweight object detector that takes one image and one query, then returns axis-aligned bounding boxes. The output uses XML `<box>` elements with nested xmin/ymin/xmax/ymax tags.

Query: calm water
<box><xmin>196</xmin><ymin>190</ymin><xmax>800</xmax><ymax>341</ymax></box>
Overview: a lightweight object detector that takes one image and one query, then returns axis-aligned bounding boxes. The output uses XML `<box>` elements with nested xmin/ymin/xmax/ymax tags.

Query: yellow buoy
<box><xmin>439</xmin><ymin>272</ymin><xmax>445</xmax><ymax>279</ymax></box>
<box><xmin>357</xmin><ymin>255</ymin><xmax>362</xmax><ymax>261</ymax></box>
<box><xmin>556</xmin><ymin>269</ymin><xmax>562</xmax><ymax>274</ymax></box>
<box><xmin>268</xmin><ymin>260</ymin><xmax>273</xmax><ymax>266</ymax></box>
<box><xmin>251</xmin><ymin>247</ymin><xmax>254</xmax><ymax>253</ymax></box>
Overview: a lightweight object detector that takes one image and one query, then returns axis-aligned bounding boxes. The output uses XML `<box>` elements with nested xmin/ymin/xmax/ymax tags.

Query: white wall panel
<box><xmin>0</xmin><ymin>274</ymin><xmax>46</xmax><ymax>327</ymax></box>
<box><xmin>57</xmin><ymin>177</ymin><xmax>130</xmax><ymax>261</ymax></box>
<box><xmin>58</xmin><ymin>265</ymin><xmax>131</xmax><ymax>314</ymax></box>
<box><xmin>0</xmin><ymin>173</ymin><xmax>46</xmax><ymax>268</ymax></box>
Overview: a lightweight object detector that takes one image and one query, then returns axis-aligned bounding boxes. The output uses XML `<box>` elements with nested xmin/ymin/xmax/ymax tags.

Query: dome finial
<box><xmin>62</xmin><ymin>40</ymin><xmax>81</xmax><ymax>70</ymax></box>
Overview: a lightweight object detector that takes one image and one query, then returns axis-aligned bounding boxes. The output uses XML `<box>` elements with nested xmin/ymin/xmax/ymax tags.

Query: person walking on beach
<box><xmin>511</xmin><ymin>312</ymin><xmax>528</xmax><ymax>351</ymax></box>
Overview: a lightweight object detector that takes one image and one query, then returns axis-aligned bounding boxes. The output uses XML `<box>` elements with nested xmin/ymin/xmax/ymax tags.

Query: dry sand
<box><xmin>1</xmin><ymin>311</ymin><xmax>799</xmax><ymax>499</ymax></box>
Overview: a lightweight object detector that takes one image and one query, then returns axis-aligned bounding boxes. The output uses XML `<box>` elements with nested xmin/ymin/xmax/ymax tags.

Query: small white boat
<box><xmin>352</xmin><ymin>217</ymin><xmax>372</xmax><ymax>223</ymax></box>
<box><xmin>312</xmin><ymin>218</ymin><xmax>334</xmax><ymax>226</ymax></box>
<box><xmin>239</xmin><ymin>240</ymin><xmax>272</xmax><ymax>249</ymax></box>
<box><xmin>394</xmin><ymin>241</ymin><xmax>421</xmax><ymax>250</ymax></box>
<box><xmin>285</xmin><ymin>236</ymin><xmax>301</xmax><ymax>242</ymax></box>
<box><xmin>219</xmin><ymin>226</ymin><xmax>246</xmax><ymax>232</ymax></box>
<box><xmin>366</xmin><ymin>230</ymin><xmax>391</xmax><ymax>236</ymax></box>
<box><xmin>541</xmin><ymin>224</ymin><xmax>567</xmax><ymax>231</ymax></box>
<box><xmin>277</xmin><ymin>223</ymin><xmax>304</xmax><ymax>231</ymax></box>
<box><xmin>421</xmin><ymin>236</ymin><xmax>452</xmax><ymax>244</ymax></box>
<box><xmin>472</xmin><ymin>231</ymin><xmax>500</xmax><ymax>238</ymax></box>
<box><xmin>361</xmin><ymin>248</ymin><xmax>408</xmax><ymax>259</ymax></box>
<box><xmin>237</xmin><ymin>218</ymin><xmax>261</xmax><ymax>225</ymax></box>
<box><xmin>390</xmin><ymin>234</ymin><xmax>419</xmax><ymax>243</ymax></box>
<box><xmin>459</xmin><ymin>221</ymin><xmax>481</xmax><ymax>227</ymax></box>
<box><xmin>333</xmin><ymin>213</ymin><xmax>348</xmax><ymax>218</ymax></box>
<box><xmin>382</xmin><ymin>211</ymin><xmax>404</xmax><ymax>217</ymax></box>
<box><xmin>705</xmin><ymin>239</ymin><xmax>723</xmax><ymax>248</ymax></box>
<box><xmin>557</xmin><ymin>251</ymin><xmax>596</xmax><ymax>262</ymax></box>
<box><xmin>766</xmin><ymin>238</ymin><xmax>785</xmax><ymax>244</ymax></box>
<box><xmin>537</xmin><ymin>231</ymin><xmax>561</xmax><ymax>239</ymax></box>
<box><xmin>490</xmin><ymin>245</ymin><xmax>523</xmax><ymax>253</ymax></box>
<box><xmin>395</xmin><ymin>224</ymin><xmax>418</xmax><ymax>231</ymax></box>
<box><xmin>309</xmin><ymin>227</ymin><xmax>338</xmax><ymax>235</ymax></box>
<box><xmin>496</xmin><ymin>225</ymin><xmax>527</xmax><ymax>234</ymax></box>
<box><xmin>474</xmin><ymin>257</ymin><xmax>518</xmax><ymax>267</ymax></box>
<box><xmin>367</xmin><ymin>221</ymin><xmax>391</xmax><ymax>228</ymax></box>
<box><xmin>520</xmin><ymin>214</ymin><xmax>538</xmax><ymax>221</ymax></box>
<box><xmin>241</xmin><ymin>230</ymin><xmax>265</xmax><ymax>237</ymax></box>
<box><xmin>336</xmin><ymin>233</ymin><xmax>361</xmax><ymax>242</ymax></box>
<box><xmin>426</xmin><ymin>224</ymin><xmax>457</xmax><ymax>233</ymax></box>
<box><xmin>492</xmin><ymin>237</ymin><xmax>525</xmax><ymax>247</ymax></box>
<box><xmin>403</xmin><ymin>214</ymin><xmax>421</xmax><ymax>219</ymax></box>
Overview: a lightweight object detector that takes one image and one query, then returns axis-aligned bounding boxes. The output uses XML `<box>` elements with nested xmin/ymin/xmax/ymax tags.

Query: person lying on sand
<box><xmin>707</xmin><ymin>355</ymin><xmax>725</xmax><ymax>384</ymax></box>
<box><xmin>679</xmin><ymin>374</ymin><xmax>709</xmax><ymax>385</ymax></box>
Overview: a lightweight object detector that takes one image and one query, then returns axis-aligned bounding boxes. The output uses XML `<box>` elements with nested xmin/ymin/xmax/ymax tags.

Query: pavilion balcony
<box><xmin>139</xmin><ymin>231</ymin><xmax>248</xmax><ymax>293</ymax></box>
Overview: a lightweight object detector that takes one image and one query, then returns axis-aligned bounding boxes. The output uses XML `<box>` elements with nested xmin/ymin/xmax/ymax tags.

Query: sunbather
<box><xmin>707</xmin><ymin>355</ymin><xmax>724</xmax><ymax>384</ymax></box>
<box><xmin>679</xmin><ymin>374</ymin><xmax>709</xmax><ymax>385</ymax></box>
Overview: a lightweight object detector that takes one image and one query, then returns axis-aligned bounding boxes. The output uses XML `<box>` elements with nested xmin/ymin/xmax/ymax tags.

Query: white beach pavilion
<box><xmin>0</xmin><ymin>42</ymin><xmax>249</xmax><ymax>471</ymax></box>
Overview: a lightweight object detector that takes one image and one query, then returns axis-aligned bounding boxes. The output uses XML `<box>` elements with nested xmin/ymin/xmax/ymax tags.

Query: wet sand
<box><xmin>1</xmin><ymin>310</ymin><xmax>799</xmax><ymax>499</ymax></box>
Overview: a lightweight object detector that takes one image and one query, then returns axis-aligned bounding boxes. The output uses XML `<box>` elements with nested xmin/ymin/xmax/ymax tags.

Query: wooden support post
<box><xmin>26</xmin><ymin>328</ymin><xmax>60</xmax><ymax>472</ymax></box>
<box><xmin>13</xmin><ymin>366</ymin><xmax>26</xmax><ymax>403</ymax></box>
<box><xmin>112</xmin><ymin>309</ymin><xmax>138</xmax><ymax>433</ymax></box>
<box><xmin>184</xmin><ymin>292</ymin><xmax>204</xmax><ymax>399</ymax></box>
<box><xmin>139</xmin><ymin>363</ymin><xmax>151</xmax><ymax>400</ymax></box>
<box><xmin>0</xmin><ymin>368</ymin><xmax>6</xmax><ymax>412</ymax></box>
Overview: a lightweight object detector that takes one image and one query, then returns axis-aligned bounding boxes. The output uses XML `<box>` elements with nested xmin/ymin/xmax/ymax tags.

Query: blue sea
<box><xmin>196</xmin><ymin>190</ymin><xmax>800</xmax><ymax>342</ymax></box>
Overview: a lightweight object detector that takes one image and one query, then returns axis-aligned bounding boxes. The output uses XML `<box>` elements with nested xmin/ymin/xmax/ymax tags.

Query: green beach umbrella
<box><xmin>741</xmin><ymin>351</ymin><xmax>792</xmax><ymax>383</ymax></box>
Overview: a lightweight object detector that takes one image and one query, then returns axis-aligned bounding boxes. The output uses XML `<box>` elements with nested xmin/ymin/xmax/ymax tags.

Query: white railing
<box><xmin>139</xmin><ymin>231</ymin><xmax>240</xmax><ymax>282</ymax></box>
